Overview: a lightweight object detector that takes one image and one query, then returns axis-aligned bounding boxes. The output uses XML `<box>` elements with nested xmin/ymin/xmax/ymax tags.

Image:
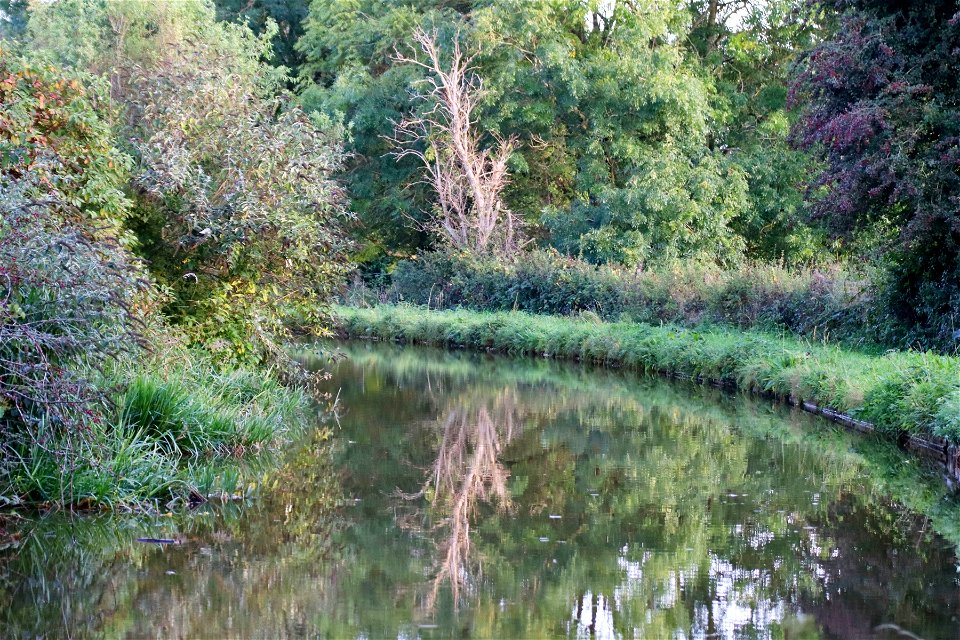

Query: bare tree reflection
<box><xmin>403</xmin><ymin>391</ymin><xmax>519</xmax><ymax>612</ymax></box>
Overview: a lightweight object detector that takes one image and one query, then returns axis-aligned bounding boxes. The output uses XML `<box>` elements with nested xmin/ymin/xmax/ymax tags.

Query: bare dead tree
<box><xmin>391</xmin><ymin>27</ymin><xmax>523</xmax><ymax>256</ymax></box>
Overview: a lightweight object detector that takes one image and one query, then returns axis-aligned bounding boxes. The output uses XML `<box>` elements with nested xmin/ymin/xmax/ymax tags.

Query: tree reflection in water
<box><xmin>1</xmin><ymin>342</ymin><xmax>959</xmax><ymax>638</ymax></box>
<box><xmin>402</xmin><ymin>392</ymin><xmax>518</xmax><ymax>611</ymax></box>
<box><xmin>333</xmin><ymin>343</ymin><xmax>960</xmax><ymax>638</ymax></box>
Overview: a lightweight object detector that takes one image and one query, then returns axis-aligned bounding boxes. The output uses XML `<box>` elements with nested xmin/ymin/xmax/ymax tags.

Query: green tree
<box><xmin>213</xmin><ymin>0</ymin><xmax>310</xmax><ymax>71</ymax></box>
<box><xmin>301</xmin><ymin>0</ymin><xmax>824</xmax><ymax>267</ymax></box>
<box><xmin>0</xmin><ymin>0</ymin><xmax>27</xmax><ymax>39</ymax></box>
<box><xmin>474</xmin><ymin>0</ymin><xmax>747</xmax><ymax>266</ymax></box>
<box><xmin>297</xmin><ymin>0</ymin><xmax>463</xmax><ymax>257</ymax></box>
<box><xmin>26</xmin><ymin>0</ymin><xmax>353</xmax><ymax>359</ymax></box>
<box><xmin>684</xmin><ymin>1</ymin><xmax>830</xmax><ymax>261</ymax></box>
<box><xmin>26</xmin><ymin>0</ymin><xmax>211</xmax><ymax>74</ymax></box>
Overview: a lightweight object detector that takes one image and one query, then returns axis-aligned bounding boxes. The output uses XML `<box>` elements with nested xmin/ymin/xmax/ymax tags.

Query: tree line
<box><xmin>290</xmin><ymin>0</ymin><xmax>958</xmax><ymax>351</ymax></box>
<box><xmin>1</xmin><ymin>0</ymin><xmax>958</xmax><ymax>505</ymax></box>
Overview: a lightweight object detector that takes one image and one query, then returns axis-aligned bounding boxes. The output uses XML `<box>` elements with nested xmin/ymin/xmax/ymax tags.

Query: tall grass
<box><xmin>0</xmin><ymin>345</ymin><xmax>309</xmax><ymax>510</ymax></box>
<box><xmin>120</xmin><ymin>366</ymin><xmax>302</xmax><ymax>458</ymax></box>
<box><xmin>333</xmin><ymin>304</ymin><xmax>960</xmax><ymax>445</ymax></box>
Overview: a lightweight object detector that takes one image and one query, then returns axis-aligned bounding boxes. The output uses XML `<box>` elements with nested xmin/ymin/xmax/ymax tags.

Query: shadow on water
<box><xmin>1</xmin><ymin>340</ymin><xmax>959</xmax><ymax>638</ymax></box>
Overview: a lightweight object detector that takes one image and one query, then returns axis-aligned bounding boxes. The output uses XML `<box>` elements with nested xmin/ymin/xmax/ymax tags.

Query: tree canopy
<box><xmin>297</xmin><ymin>0</ymin><xmax>826</xmax><ymax>266</ymax></box>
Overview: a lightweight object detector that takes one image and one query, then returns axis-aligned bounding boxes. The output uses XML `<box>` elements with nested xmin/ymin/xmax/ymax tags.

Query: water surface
<box><xmin>1</xmin><ymin>342</ymin><xmax>959</xmax><ymax>638</ymax></box>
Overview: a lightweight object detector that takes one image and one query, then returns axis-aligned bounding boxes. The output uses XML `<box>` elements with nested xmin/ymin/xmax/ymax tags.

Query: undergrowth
<box><xmin>370</xmin><ymin>250</ymin><xmax>960</xmax><ymax>354</ymax></box>
<box><xmin>0</xmin><ymin>339</ymin><xmax>310</xmax><ymax>511</ymax></box>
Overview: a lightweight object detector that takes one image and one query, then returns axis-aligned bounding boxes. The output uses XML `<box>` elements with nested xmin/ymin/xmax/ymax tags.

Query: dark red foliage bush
<box><xmin>790</xmin><ymin>0</ymin><xmax>960</xmax><ymax>350</ymax></box>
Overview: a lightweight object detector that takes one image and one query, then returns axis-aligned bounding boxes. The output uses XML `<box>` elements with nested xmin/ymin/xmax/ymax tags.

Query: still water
<box><xmin>2</xmin><ymin>342</ymin><xmax>959</xmax><ymax>638</ymax></box>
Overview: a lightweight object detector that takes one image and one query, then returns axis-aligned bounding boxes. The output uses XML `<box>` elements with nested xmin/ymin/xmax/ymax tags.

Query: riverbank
<box><xmin>0</xmin><ymin>346</ymin><xmax>312</xmax><ymax>512</ymax></box>
<box><xmin>333</xmin><ymin>304</ymin><xmax>960</xmax><ymax>482</ymax></box>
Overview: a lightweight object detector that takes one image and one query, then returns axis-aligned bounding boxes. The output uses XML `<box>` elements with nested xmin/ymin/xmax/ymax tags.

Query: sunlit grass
<box><xmin>334</xmin><ymin>304</ymin><xmax>960</xmax><ymax>444</ymax></box>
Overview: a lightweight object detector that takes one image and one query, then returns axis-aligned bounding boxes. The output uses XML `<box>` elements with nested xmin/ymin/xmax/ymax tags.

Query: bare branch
<box><xmin>389</xmin><ymin>27</ymin><xmax>523</xmax><ymax>255</ymax></box>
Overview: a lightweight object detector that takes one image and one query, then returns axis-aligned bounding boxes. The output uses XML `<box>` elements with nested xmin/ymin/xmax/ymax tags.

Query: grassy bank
<box><xmin>0</xmin><ymin>344</ymin><xmax>311</xmax><ymax>511</ymax></box>
<box><xmin>333</xmin><ymin>305</ymin><xmax>960</xmax><ymax>451</ymax></box>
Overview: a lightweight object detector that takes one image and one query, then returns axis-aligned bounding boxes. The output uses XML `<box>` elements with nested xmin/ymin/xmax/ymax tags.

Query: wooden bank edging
<box><xmin>793</xmin><ymin>399</ymin><xmax>960</xmax><ymax>486</ymax></box>
<box><xmin>336</xmin><ymin>330</ymin><xmax>960</xmax><ymax>488</ymax></box>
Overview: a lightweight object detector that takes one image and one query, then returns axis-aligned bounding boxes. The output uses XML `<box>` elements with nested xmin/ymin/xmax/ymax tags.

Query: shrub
<box><xmin>128</xmin><ymin>45</ymin><xmax>353</xmax><ymax>359</ymax></box>
<box><xmin>25</xmin><ymin>0</ymin><xmax>354</xmax><ymax>362</ymax></box>
<box><xmin>0</xmin><ymin>46</ymin><xmax>314</xmax><ymax>507</ymax></box>
<box><xmin>386</xmin><ymin>249</ymin><xmax>900</xmax><ymax>351</ymax></box>
<box><xmin>0</xmin><ymin>47</ymin><xmax>131</xmax><ymax>234</ymax></box>
<box><xmin>0</xmin><ymin>175</ymin><xmax>150</xmax><ymax>506</ymax></box>
<box><xmin>0</xmin><ymin>177</ymin><xmax>142</xmax><ymax>437</ymax></box>
<box><xmin>790</xmin><ymin>1</ymin><xmax>960</xmax><ymax>351</ymax></box>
